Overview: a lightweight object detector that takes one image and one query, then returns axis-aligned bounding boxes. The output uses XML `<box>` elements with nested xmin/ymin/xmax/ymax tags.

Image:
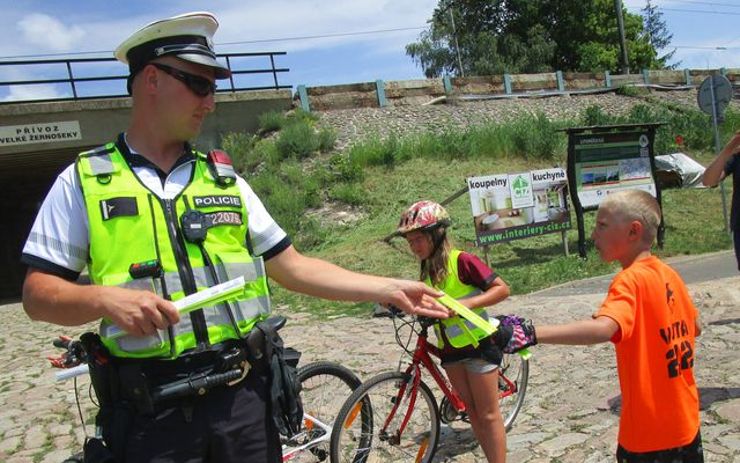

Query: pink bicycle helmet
<box><xmin>397</xmin><ymin>200</ymin><xmax>450</xmax><ymax>235</ymax></box>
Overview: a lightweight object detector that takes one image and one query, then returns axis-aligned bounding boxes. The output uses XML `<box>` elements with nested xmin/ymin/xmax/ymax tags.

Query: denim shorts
<box><xmin>441</xmin><ymin>357</ymin><xmax>499</xmax><ymax>374</ymax></box>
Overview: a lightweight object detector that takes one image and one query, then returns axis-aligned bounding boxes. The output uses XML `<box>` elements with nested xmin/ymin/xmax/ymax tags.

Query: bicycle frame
<box><xmin>281</xmin><ymin>412</ymin><xmax>332</xmax><ymax>461</ymax></box>
<box><xmin>380</xmin><ymin>324</ymin><xmax>463</xmax><ymax>442</ymax></box>
<box><xmin>383</xmin><ymin>318</ymin><xmax>520</xmax><ymax>440</ymax></box>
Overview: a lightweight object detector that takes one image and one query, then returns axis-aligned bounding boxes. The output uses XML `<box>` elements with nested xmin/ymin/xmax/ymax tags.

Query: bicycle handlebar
<box><xmin>385</xmin><ymin>305</ymin><xmax>435</xmax><ymax>326</ymax></box>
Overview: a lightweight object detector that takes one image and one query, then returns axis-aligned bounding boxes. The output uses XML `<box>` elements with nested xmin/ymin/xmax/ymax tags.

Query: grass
<box><xmin>345</xmin><ymin>112</ymin><xmax>566</xmax><ymax>168</ymax></box>
<box><xmin>258</xmin><ymin>110</ymin><xmax>286</xmax><ymax>133</ymax></box>
<box><xmin>32</xmin><ymin>433</ymin><xmax>54</xmax><ymax>463</ymax></box>
<box><xmin>227</xmin><ymin>102</ymin><xmax>736</xmax><ymax>318</ymax></box>
<box><xmin>267</xmin><ymin>154</ymin><xmax>733</xmax><ymax>318</ymax></box>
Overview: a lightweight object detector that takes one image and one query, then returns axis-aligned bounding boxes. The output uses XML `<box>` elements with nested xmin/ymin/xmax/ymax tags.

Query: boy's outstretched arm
<box><xmin>536</xmin><ymin>316</ymin><xmax>619</xmax><ymax>345</ymax></box>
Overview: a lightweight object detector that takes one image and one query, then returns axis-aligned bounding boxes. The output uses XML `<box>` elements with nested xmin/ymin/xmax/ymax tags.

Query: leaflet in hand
<box><xmin>107</xmin><ymin>276</ymin><xmax>245</xmax><ymax>339</ymax></box>
<box><xmin>174</xmin><ymin>276</ymin><xmax>245</xmax><ymax>315</ymax></box>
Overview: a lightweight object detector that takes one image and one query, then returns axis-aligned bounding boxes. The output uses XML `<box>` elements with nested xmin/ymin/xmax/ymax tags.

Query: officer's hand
<box><xmin>380</xmin><ymin>280</ymin><xmax>449</xmax><ymax>319</ymax></box>
<box><xmin>98</xmin><ymin>286</ymin><xmax>180</xmax><ymax>337</ymax></box>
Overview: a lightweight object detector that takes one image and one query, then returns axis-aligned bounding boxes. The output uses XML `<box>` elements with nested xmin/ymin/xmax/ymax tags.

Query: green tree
<box><xmin>641</xmin><ymin>0</ymin><xmax>677</xmax><ymax>68</ymax></box>
<box><xmin>406</xmin><ymin>0</ymin><xmax>669</xmax><ymax>77</ymax></box>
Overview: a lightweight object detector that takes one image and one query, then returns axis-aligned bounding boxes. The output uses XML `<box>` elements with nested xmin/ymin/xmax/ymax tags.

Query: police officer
<box><xmin>703</xmin><ymin>131</ymin><xmax>740</xmax><ymax>271</ymax></box>
<box><xmin>21</xmin><ymin>12</ymin><xmax>448</xmax><ymax>463</ymax></box>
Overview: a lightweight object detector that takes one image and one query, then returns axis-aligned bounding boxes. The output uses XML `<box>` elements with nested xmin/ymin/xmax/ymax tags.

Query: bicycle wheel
<box><xmin>498</xmin><ymin>353</ymin><xmax>529</xmax><ymax>431</ymax></box>
<box><xmin>331</xmin><ymin>371</ymin><xmax>440</xmax><ymax>463</ymax></box>
<box><xmin>284</xmin><ymin>361</ymin><xmax>362</xmax><ymax>462</ymax></box>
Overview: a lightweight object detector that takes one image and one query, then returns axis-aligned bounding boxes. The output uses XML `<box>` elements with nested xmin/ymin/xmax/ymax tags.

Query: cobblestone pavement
<box><xmin>1</xmin><ymin>273</ymin><xmax>738</xmax><ymax>463</ymax></box>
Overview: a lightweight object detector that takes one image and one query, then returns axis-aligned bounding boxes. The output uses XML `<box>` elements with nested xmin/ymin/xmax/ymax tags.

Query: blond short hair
<box><xmin>601</xmin><ymin>190</ymin><xmax>661</xmax><ymax>244</ymax></box>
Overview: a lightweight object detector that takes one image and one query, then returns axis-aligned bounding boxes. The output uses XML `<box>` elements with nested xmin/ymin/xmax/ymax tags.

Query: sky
<box><xmin>0</xmin><ymin>0</ymin><xmax>738</xmax><ymax>102</ymax></box>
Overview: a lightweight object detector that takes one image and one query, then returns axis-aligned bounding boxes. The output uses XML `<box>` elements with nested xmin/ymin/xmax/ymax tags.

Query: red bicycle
<box><xmin>329</xmin><ymin>311</ymin><xmax>529</xmax><ymax>463</ymax></box>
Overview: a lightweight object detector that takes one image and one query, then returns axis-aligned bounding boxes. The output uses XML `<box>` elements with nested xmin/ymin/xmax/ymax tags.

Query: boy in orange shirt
<box><xmin>536</xmin><ymin>189</ymin><xmax>703</xmax><ymax>462</ymax></box>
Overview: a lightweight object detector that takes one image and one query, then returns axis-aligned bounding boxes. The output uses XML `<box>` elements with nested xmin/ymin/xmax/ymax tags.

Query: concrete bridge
<box><xmin>0</xmin><ymin>90</ymin><xmax>291</xmax><ymax>298</ymax></box>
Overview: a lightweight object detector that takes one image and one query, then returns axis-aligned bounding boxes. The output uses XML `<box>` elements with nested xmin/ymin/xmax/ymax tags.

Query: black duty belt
<box><xmin>112</xmin><ymin>316</ymin><xmax>291</xmax><ymax>414</ymax></box>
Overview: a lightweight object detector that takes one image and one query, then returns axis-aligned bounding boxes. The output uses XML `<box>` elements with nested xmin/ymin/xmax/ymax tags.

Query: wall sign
<box><xmin>0</xmin><ymin>121</ymin><xmax>82</xmax><ymax>147</ymax></box>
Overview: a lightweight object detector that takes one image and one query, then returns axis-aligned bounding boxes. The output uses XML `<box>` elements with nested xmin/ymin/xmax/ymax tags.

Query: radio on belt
<box><xmin>129</xmin><ymin>260</ymin><xmax>162</xmax><ymax>279</ymax></box>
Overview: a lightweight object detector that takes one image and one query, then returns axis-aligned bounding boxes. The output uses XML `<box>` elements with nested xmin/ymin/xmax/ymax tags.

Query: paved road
<box><xmin>0</xmin><ymin>254</ymin><xmax>738</xmax><ymax>462</ymax></box>
<box><xmin>535</xmin><ymin>251</ymin><xmax>738</xmax><ymax>297</ymax></box>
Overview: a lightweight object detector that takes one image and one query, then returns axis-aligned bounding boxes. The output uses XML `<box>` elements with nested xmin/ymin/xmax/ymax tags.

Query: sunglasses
<box><xmin>150</xmin><ymin>62</ymin><xmax>217</xmax><ymax>97</ymax></box>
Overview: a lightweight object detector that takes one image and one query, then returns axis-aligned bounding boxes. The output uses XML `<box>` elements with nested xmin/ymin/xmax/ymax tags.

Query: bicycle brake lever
<box><xmin>387</xmin><ymin>305</ymin><xmax>405</xmax><ymax>317</ymax></box>
<box><xmin>52</xmin><ymin>335</ymin><xmax>72</xmax><ymax>349</ymax></box>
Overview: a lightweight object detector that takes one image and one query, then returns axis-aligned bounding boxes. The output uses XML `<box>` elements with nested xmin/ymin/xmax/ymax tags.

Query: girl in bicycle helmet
<box><xmin>398</xmin><ymin>200</ymin><xmax>510</xmax><ymax>463</ymax></box>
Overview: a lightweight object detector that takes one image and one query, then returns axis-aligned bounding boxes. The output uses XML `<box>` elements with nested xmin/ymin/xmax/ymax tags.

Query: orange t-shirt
<box><xmin>595</xmin><ymin>256</ymin><xmax>699</xmax><ymax>453</ymax></box>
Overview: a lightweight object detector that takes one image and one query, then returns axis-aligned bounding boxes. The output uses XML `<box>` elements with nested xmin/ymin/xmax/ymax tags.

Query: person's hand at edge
<box><xmin>379</xmin><ymin>280</ymin><xmax>449</xmax><ymax>319</ymax></box>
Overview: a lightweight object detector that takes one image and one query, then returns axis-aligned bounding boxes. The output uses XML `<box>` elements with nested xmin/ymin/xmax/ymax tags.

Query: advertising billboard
<box><xmin>468</xmin><ymin>168</ymin><xmax>571</xmax><ymax>246</ymax></box>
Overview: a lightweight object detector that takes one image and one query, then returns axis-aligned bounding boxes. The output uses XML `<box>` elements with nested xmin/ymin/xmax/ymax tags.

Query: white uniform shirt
<box><xmin>22</xmin><ymin>141</ymin><xmax>288</xmax><ymax>279</ymax></box>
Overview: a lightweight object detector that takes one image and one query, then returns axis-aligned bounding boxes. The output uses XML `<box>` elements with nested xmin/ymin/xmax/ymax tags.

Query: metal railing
<box><xmin>0</xmin><ymin>51</ymin><xmax>290</xmax><ymax>104</ymax></box>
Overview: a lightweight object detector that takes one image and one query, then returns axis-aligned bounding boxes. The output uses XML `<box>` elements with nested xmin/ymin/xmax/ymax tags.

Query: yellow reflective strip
<box><xmin>215</xmin><ymin>261</ymin><xmax>263</xmax><ymax>283</ymax></box>
<box><xmin>437</xmin><ymin>294</ymin><xmax>497</xmax><ymax>336</ymax></box>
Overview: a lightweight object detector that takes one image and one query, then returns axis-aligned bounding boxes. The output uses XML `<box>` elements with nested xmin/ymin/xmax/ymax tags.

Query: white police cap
<box><xmin>114</xmin><ymin>11</ymin><xmax>231</xmax><ymax>79</ymax></box>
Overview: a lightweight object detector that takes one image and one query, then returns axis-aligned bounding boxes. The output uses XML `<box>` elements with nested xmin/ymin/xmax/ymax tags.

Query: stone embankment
<box><xmin>1</xmin><ymin>270</ymin><xmax>738</xmax><ymax>462</ymax></box>
<box><xmin>316</xmin><ymin>88</ymin><xmax>739</xmax><ymax>152</ymax></box>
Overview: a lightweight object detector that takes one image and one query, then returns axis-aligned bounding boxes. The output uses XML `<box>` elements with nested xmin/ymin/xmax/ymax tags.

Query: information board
<box><xmin>565</xmin><ymin>123</ymin><xmax>665</xmax><ymax>257</ymax></box>
<box><xmin>572</xmin><ymin>130</ymin><xmax>657</xmax><ymax>208</ymax></box>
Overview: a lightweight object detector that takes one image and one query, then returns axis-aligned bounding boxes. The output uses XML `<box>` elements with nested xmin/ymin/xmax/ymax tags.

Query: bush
<box><xmin>514</xmin><ymin>113</ymin><xmax>560</xmax><ymax>159</ymax></box>
<box><xmin>292</xmin><ymin>217</ymin><xmax>328</xmax><ymax>250</ymax></box>
<box><xmin>413</xmin><ymin>132</ymin><xmax>451</xmax><ymax>160</ymax></box>
<box><xmin>346</xmin><ymin>134</ymin><xmax>399</xmax><ymax>168</ymax></box>
<box><xmin>281</xmin><ymin>163</ymin><xmax>322</xmax><ymax>209</ymax></box>
<box><xmin>248</xmin><ymin>164</ymin><xmax>321</xmax><ymax>241</ymax></box>
<box><xmin>275</xmin><ymin>122</ymin><xmax>319</xmax><ymax>159</ymax></box>
<box><xmin>221</xmin><ymin>132</ymin><xmax>259</xmax><ymax>172</ymax></box>
<box><xmin>577</xmin><ymin>103</ymin><xmax>736</xmax><ymax>155</ymax></box>
<box><xmin>286</xmin><ymin>108</ymin><xmax>319</xmax><ymax>125</ymax></box>
<box><xmin>328</xmin><ymin>154</ymin><xmax>365</xmax><ymax>183</ymax></box>
<box><xmin>330</xmin><ymin>182</ymin><xmax>365</xmax><ymax>206</ymax></box>
<box><xmin>318</xmin><ymin>127</ymin><xmax>337</xmax><ymax>153</ymax></box>
<box><xmin>258</xmin><ymin>110</ymin><xmax>286</xmax><ymax>133</ymax></box>
<box><xmin>582</xmin><ymin>105</ymin><xmax>612</xmax><ymax>126</ymax></box>
<box><xmin>345</xmin><ymin>113</ymin><xmax>564</xmax><ymax>166</ymax></box>
<box><xmin>616</xmin><ymin>85</ymin><xmax>648</xmax><ymax>97</ymax></box>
